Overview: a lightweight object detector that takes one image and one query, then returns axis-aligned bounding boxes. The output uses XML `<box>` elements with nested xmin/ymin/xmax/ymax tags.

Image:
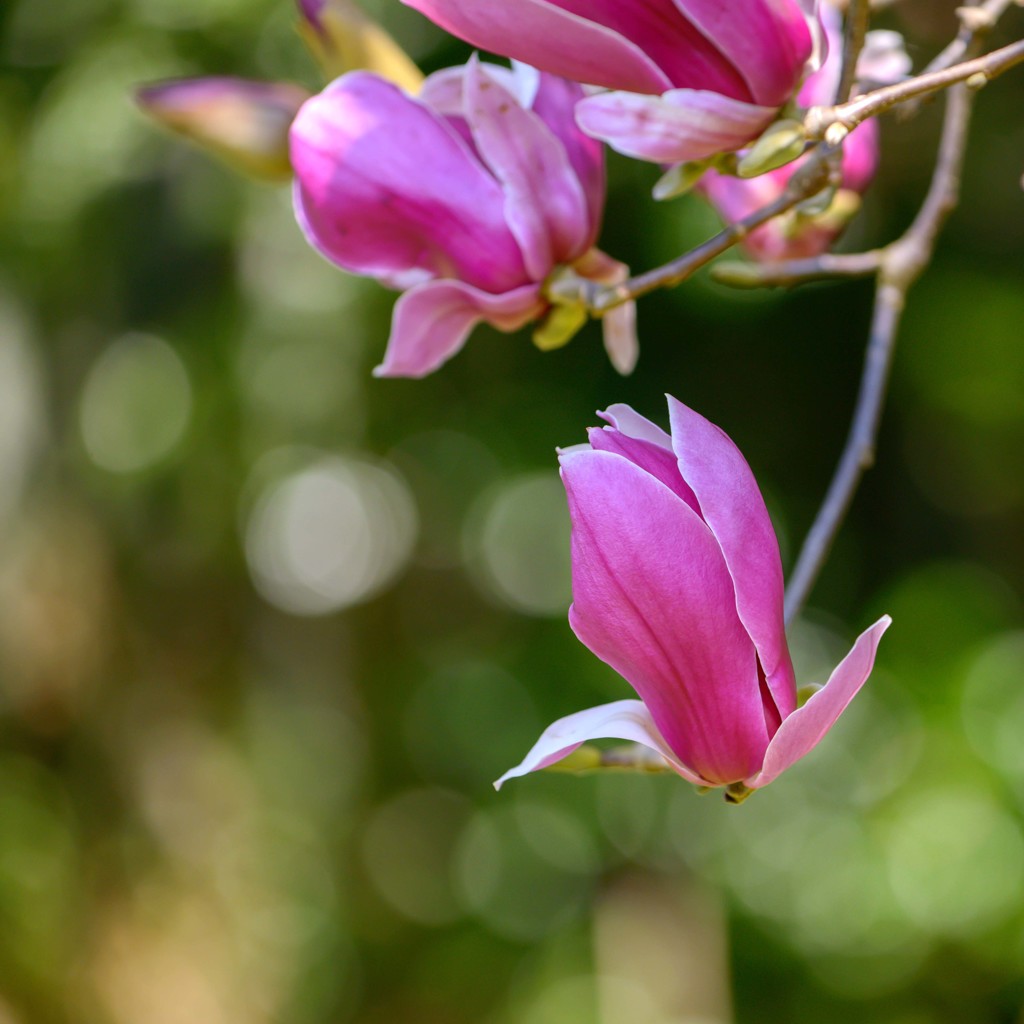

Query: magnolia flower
<box><xmin>290</xmin><ymin>60</ymin><xmax>637</xmax><ymax>377</ymax></box>
<box><xmin>402</xmin><ymin>0</ymin><xmax>820</xmax><ymax>164</ymax></box>
<box><xmin>497</xmin><ymin>397</ymin><xmax>890</xmax><ymax>800</ymax></box>
<box><xmin>699</xmin><ymin>5</ymin><xmax>890</xmax><ymax>261</ymax></box>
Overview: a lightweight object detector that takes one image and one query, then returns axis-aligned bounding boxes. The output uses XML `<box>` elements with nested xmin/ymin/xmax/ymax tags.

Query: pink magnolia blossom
<box><xmin>402</xmin><ymin>0</ymin><xmax>820</xmax><ymax>164</ymax></box>
<box><xmin>496</xmin><ymin>397</ymin><xmax>890</xmax><ymax>797</ymax></box>
<box><xmin>290</xmin><ymin>60</ymin><xmax>637</xmax><ymax>377</ymax></box>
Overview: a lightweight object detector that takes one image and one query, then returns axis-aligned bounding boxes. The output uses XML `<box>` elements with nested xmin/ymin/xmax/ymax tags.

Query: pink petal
<box><xmin>667</xmin><ymin>397</ymin><xmax>797</xmax><ymax>720</ymax></box>
<box><xmin>587</xmin><ymin>428</ymin><xmax>700</xmax><ymax>512</ymax></box>
<box><xmin>529</xmin><ymin>72</ymin><xmax>606</xmax><ymax>245</ymax></box>
<box><xmin>570</xmin><ymin>249</ymin><xmax>637</xmax><ymax>374</ymax></box>
<box><xmin>600</xmin><ymin>403</ymin><xmax>673</xmax><ymax>450</ymax></box>
<box><xmin>494</xmin><ymin>699</ymin><xmax>705</xmax><ymax>789</ymax></box>
<box><xmin>402</xmin><ymin>0</ymin><xmax>672</xmax><ymax>95</ymax></box>
<box><xmin>290</xmin><ymin>72</ymin><xmax>527</xmax><ymax>294</ymax></box>
<box><xmin>546</xmin><ymin>0</ymin><xmax>752</xmax><ymax>99</ymax></box>
<box><xmin>575</xmin><ymin>89</ymin><xmax>775</xmax><ymax>163</ymax></box>
<box><xmin>464</xmin><ymin>59</ymin><xmax>591</xmax><ymax>279</ymax></box>
<box><xmin>601</xmin><ymin>300</ymin><xmax>639</xmax><ymax>376</ymax></box>
<box><xmin>747</xmin><ymin>615</ymin><xmax>892</xmax><ymax>788</ymax></box>
<box><xmin>560</xmin><ymin>449</ymin><xmax>769</xmax><ymax>784</ymax></box>
<box><xmin>675</xmin><ymin>0</ymin><xmax>813</xmax><ymax>106</ymax></box>
<box><xmin>374</xmin><ymin>280</ymin><xmax>543</xmax><ymax>378</ymax></box>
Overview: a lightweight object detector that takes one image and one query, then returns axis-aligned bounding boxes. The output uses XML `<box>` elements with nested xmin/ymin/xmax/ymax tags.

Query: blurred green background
<box><xmin>2</xmin><ymin>1</ymin><xmax>1024</xmax><ymax>1022</ymax></box>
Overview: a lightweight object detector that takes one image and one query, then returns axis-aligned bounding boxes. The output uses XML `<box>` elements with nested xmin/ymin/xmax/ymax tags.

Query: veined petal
<box><xmin>374</xmin><ymin>280</ymin><xmax>542</xmax><ymax>378</ymax></box>
<box><xmin>746</xmin><ymin>615</ymin><xmax>891</xmax><ymax>788</ymax></box>
<box><xmin>560</xmin><ymin>449</ymin><xmax>769</xmax><ymax>783</ymax></box>
<box><xmin>576</xmin><ymin>89</ymin><xmax>774</xmax><ymax>163</ymax></box>
<box><xmin>675</xmin><ymin>0</ymin><xmax>813</xmax><ymax>106</ymax></box>
<box><xmin>402</xmin><ymin>0</ymin><xmax>672</xmax><ymax>94</ymax></box>
<box><xmin>495</xmin><ymin>699</ymin><xmax>706</xmax><ymax>788</ymax></box>
<box><xmin>290</xmin><ymin>72</ymin><xmax>527</xmax><ymax>293</ymax></box>
<box><xmin>464</xmin><ymin>59</ymin><xmax>591</xmax><ymax>279</ymax></box>
<box><xmin>668</xmin><ymin>398</ymin><xmax>797</xmax><ymax>719</ymax></box>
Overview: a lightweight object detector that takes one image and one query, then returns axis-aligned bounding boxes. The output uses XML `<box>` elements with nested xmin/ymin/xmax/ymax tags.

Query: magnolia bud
<box><xmin>136</xmin><ymin>77</ymin><xmax>309</xmax><ymax>181</ymax></box>
<box><xmin>736</xmin><ymin>119</ymin><xmax>807</xmax><ymax>178</ymax></box>
<box><xmin>296</xmin><ymin>0</ymin><xmax>423</xmax><ymax>92</ymax></box>
<box><xmin>653</xmin><ymin>159</ymin><xmax>711</xmax><ymax>201</ymax></box>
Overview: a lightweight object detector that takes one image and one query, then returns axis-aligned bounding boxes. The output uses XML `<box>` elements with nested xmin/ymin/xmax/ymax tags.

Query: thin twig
<box><xmin>565</xmin><ymin>149</ymin><xmax>839</xmax><ymax>314</ymax></box>
<box><xmin>711</xmin><ymin>250</ymin><xmax>882</xmax><ymax>288</ymax></box>
<box><xmin>565</xmin><ymin>31</ymin><xmax>1024</xmax><ymax>317</ymax></box>
<box><xmin>807</xmin><ymin>36</ymin><xmax>1024</xmax><ymax>141</ymax></box>
<box><xmin>783</xmin><ymin>77</ymin><xmax>977</xmax><ymax>623</ymax></box>
<box><xmin>925</xmin><ymin>0</ymin><xmax>1021</xmax><ymax>75</ymax></box>
<box><xmin>836</xmin><ymin>0</ymin><xmax>873</xmax><ymax>104</ymax></box>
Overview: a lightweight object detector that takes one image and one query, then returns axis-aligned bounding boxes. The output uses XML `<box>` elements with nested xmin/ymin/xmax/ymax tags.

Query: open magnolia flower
<box><xmin>290</xmin><ymin>59</ymin><xmax>637</xmax><ymax>377</ymax></box>
<box><xmin>402</xmin><ymin>0</ymin><xmax>820</xmax><ymax>164</ymax></box>
<box><xmin>496</xmin><ymin>397</ymin><xmax>890</xmax><ymax>800</ymax></box>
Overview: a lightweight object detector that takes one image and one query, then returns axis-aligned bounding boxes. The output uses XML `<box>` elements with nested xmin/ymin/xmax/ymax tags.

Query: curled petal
<box><xmin>529</xmin><ymin>71</ymin><xmax>606</xmax><ymax>242</ymax></box>
<box><xmin>464</xmin><ymin>59</ymin><xmax>591</xmax><ymax>278</ymax></box>
<box><xmin>290</xmin><ymin>72</ymin><xmax>527</xmax><ymax>293</ymax></box>
<box><xmin>494</xmin><ymin>699</ymin><xmax>704</xmax><ymax>789</ymax></box>
<box><xmin>602</xmin><ymin>300</ymin><xmax>639</xmax><ymax>376</ymax></box>
<box><xmin>572</xmin><ymin>249</ymin><xmax>636</xmax><ymax>374</ymax></box>
<box><xmin>374</xmin><ymin>280</ymin><xmax>543</xmax><ymax>378</ymax></box>
<box><xmin>668</xmin><ymin>398</ymin><xmax>796</xmax><ymax>719</ymax></box>
<box><xmin>561</xmin><ymin>449</ymin><xmax>768</xmax><ymax>783</ymax></box>
<box><xmin>402</xmin><ymin>0</ymin><xmax>672</xmax><ymax>94</ymax></box>
<box><xmin>747</xmin><ymin>615</ymin><xmax>892</xmax><ymax>788</ymax></box>
<box><xmin>600</xmin><ymin>404</ymin><xmax>673</xmax><ymax>450</ymax></box>
<box><xmin>576</xmin><ymin>88</ymin><xmax>775</xmax><ymax>163</ymax></box>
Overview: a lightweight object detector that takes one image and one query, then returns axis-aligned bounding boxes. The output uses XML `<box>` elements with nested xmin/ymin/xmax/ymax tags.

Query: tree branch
<box><xmin>836</xmin><ymin>0</ymin><xmax>873</xmax><ymax>104</ymax></box>
<box><xmin>783</xmin><ymin>76</ymin><xmax>977</xmax><ymax>623</ymax></box>
<box><xmin>806</xmin><ymin>36</ymin><xmax>1024</xmax><ymax>142</ymax></box>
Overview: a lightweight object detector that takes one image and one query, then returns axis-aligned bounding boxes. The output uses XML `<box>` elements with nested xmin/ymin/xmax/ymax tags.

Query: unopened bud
<box><xmin>297</xmin><ymin>0</ymin><xmax>423</xmax><ymax>92</ymax></box>
<box><xmin>796</xmin><ymin>180</ymin><xmax>837</xmax><ymax>217</ymax></box>
<box><xmin>710</xmin><ymin>261</ymin><xmax>769</xmax><ymax>289</ymax></box>
<box><xmin>653</xmin><ymin>159</ymin><xmax>710</xmax><ymax>200</ymax></box>
<box><xmin>136</xmin><ymin>77</ymin><xmax>309</xmax><ymax>181</ymax></box>
<box><xmin>736</xmin><ymin>119</ymin><xmax>807</xmax><ymax>178</ymax></box>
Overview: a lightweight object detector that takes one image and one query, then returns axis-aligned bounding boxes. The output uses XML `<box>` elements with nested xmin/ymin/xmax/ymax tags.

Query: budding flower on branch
<box><xmin>136</xmin><ymin>78</ymin><xmax>311</xmax><ymax>181</ymax></box>
<box><xmin>699</xmin><ymin>5</ymin><xmax>887</xmax><ymax>261</ymax></box>
<box><xmin>289</xmin><ymin>60</ymin><xmax>637</xmax><ymax>377</ymax></box>
<box><xmin>401</xmin><ymin>0</ymin><xmax>820</xmax><ymax>164</ymax></box>
<box><xmin>496</xmin><ymin>397</ymin><xmax>890</xmax><ymax>801</ymax></box>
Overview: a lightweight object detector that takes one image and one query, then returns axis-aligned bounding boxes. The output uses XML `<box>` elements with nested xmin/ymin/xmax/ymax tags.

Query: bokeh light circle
<box><xmin>79</xmin><ymin>332</ymin><xmax>191</xmax><ymax>472</ymax></box>
<box><xmin>244</xmin><ymin>453</ymin><xmax>417</xmax><ymax>615</ymax></box>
